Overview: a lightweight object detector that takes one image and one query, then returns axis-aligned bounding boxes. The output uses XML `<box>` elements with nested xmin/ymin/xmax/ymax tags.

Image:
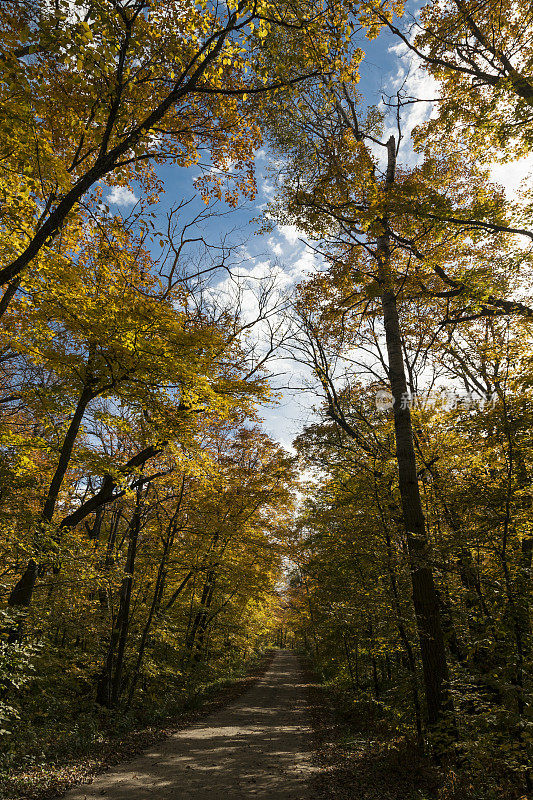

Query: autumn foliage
<box><xmin>1</xmin><ymin>1</ymin><xmax>533</xmax><ymax>799</ymax></box>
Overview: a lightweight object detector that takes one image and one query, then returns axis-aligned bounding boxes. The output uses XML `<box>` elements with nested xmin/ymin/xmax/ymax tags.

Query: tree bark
<box><xmin>377</xmin><ymin>137</ymin><xmax>454</xmax><ymax>739</ymax></box>
<box><xmin>343</xmin><ymin>632</ymin><xmax>357</xmax><ymax>691</ymax></box>
<box><xmin>8</xmin><ymin>383</ymin><xmax>96</xmax><ymax>622</ymax></box>
<box><xmin>186</xmin><ymin>569</ymin><xmax>216</xmax><ymax>664</ymax></box>
<box><xmin>110</xmin><ymin>492</ymin><xmax>142</xmax><ymax>705</ymax></box>
<box><xmin>97</xmin><ymin>489</ymin><xmax>142</xmax><ymax>707</ymax></box>
<box><xmin>376</xmin><ymin>486</ymin><xmax>424</xmax><ymax>750</ymax></box>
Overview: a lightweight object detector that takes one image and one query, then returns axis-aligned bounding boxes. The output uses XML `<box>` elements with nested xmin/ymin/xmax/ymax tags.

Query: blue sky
<box><xmin>104</xmin><ymin>23</ymin><xmax>530</xmax><ymax>451</ymax></box>
<box><xmin>100</xmin><ymin>28</ymin><xmax>412</xmax><ymax>450</ymax></box>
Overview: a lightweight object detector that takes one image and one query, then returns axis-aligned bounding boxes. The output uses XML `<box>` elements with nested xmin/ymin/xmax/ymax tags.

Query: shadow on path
<box><xmin>63</xmin><ymin>650</ymin><xmax>314</xmax><ymax>800</ymax></box>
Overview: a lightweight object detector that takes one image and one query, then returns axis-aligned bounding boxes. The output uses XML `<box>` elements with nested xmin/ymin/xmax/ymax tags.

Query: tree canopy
<box><xmin>1</xmin><ymin>1</ymin><xmax>533</xmax><ymax>799</ymax></box>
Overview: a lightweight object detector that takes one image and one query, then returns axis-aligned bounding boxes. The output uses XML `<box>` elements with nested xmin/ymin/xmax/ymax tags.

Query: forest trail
<box><xmin>63</xmin><ymin>650</ymin><xmax>315</xmax><ymax>800</ymax></box>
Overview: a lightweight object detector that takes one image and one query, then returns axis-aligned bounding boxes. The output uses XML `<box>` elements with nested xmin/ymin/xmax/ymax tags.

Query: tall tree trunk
<box><xmin>8</xmin><ymin>383</ymin><xmax>96</xmax><ymax>640</ymax></box>
<box><xmin>186</xmin><ymin>570</ymin><xmax>216</xmax><ymax>664</ymax></box>
<box><xmin>343</xmin><ymin>632</ymin><xmax>358</xmax><ymax>691</ymax></box>
<box><xmin>110</xmin><ymin>491</ymin><xmax>142</xmax><ymax>705</ymax></box>
<box><xmin>375</xmin><ymin>484</ymin><xmax>424</xmax><ymax>750</ymax></box>
<box><xmin>126</xmin><ymin>569</ymin><xmax>193</xmax><ymax>708</ymax></box>
<box><xmin>301</xmin><ymin>569</ymin><xmax>320</xmax><ymax>657</ymax></box>
<box><xmin>377</xmin><ymin>137</ymin><xmax>454</xmax><ymax>739</ymax></box>
<box><xmin>97</xmin><ymin>489</ymin><xmax>142</xmax><ymax>707</ymax></box>
<box><xmin>372</xmin><ymin>655</ymin><xmax>380</xmax><ymax>698</ymax></box>
<box><xmin>380</xmin><ymin>275</ymin><xmax>454</xmax><ymax>731</ymax></box>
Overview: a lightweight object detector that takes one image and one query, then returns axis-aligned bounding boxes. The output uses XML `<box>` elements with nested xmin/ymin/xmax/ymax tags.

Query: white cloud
<box><xmin>382</xmin><ymin>43</ymin><xmax>440</xmax><ymax>168</ymax></box>
<box><xmin>490</xmin><ymin>156</ymin><xmax>533</xmax><ymax>201</ymax></box>
<box><xmin>278</xmin><ymin>224</ymin><xmax>302</xmax><ymax>246</ymax></box>
<box><xmin>106</xmin><ymin>186</ymin><xmax>139</xmax><ymax>206</ymax></box>
<box><xmin>292</xmin><ymin>245</ymin><xmax>318</xmax><ymax>278</ymax></box>
<box><xmin>259</xmin><ymin>389</ymin><xmax>317</xmax><ymax>451</ymax></box>
<box><xmin>203</xmin><ymin>233</ymin><xmax>323</xmax><ymax>447</ymax></box>
<box><xmin>261</xmin><ymin>177</ymin><xmax>275</xmax><ymax>198</ymax></box>
<box><xmin>386</xmin><ymin>41</ymin><xmax>533</xmax><ymax>210</ymax></box>
<box><xmin>270</xmin><ymin>239</ymin><xmax>283</xmax><ymax>257</ymax></box>
<box><xmin>208</xmin><ymin>159</ymin><xmax>235</xmax><ymax>175</ymax></box>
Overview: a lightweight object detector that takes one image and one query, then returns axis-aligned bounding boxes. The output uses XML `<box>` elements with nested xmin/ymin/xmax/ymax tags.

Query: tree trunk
<box><xmin>8</xmin><ymin>384</ymin><xmax>96</xmax><ymax>638</ymax></box>
<box><xmin>377</xmin><ymin>136</ymin><xmax>454</xmax><ymax>740</ymax></box>
<box><xmin>343</xmin><ymin>633</ymin><xmax>357</xmax><ymax>691</ymax></box>
<box><xmin>380</xmin><ymin>278</ymin><xmax>453</xmax><ymax>730</ymax></box>
<box><xmin>110</xmin><ymin>493</ymin><xmax>142</xmax><ymax>705</ymax></box>
<box><xmin>372</xmin><ymin>655</ymin><xmax>380</xmax><ymax>698</ymax></box>
<box><xmin>186</xmin><ymin>570</ymin><xmax>216</xmax><ymax>664</ymax></box>
<box><xmin>127</xmin><ymin>570</ymin><xmax>192</xmax><ymax>707</ymax></box>
<box><xmin>97</xmin><ymin>490</ymin><xmax>142</xmax><ymax>707</ymax></box>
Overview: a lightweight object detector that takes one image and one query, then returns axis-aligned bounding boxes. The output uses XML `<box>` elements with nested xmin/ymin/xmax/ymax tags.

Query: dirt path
<box><xmin>63</xmin><ymin>650</ymin><xmax>314</xmax><ymax>800</ymax></box>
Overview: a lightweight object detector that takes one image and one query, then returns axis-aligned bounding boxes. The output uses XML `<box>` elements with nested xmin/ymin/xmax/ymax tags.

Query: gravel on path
<box><xmin>63</xmin><ymin>649</ymin><xmax>315</xmax><ymax>800</ymax></box>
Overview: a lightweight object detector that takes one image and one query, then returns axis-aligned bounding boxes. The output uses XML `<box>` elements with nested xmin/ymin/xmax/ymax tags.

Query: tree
<box><xmin>2</xmin><ymin>212</ymin><xmax>273</xmax><ymax>626</ymax></box>
<box><xmin>265</xmin><ymin>82</ymin><xmax>480</xmax><ymax>740</ymax></box>
<box><xmin>0</xmin><ymin>0</ymin><xmax>358</xmax><ymax>304</ymax></box>
<box><xmin>379</xmin><ymin>0</ymin><xmax>533</xmax><ymax>160</ymax></box>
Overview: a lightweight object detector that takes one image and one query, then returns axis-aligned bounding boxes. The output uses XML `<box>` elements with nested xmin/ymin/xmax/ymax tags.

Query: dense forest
<box><xmin>1</xmin><ymin>0</ymin><xmax>533</xmax><ymax>798</ymax></box>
